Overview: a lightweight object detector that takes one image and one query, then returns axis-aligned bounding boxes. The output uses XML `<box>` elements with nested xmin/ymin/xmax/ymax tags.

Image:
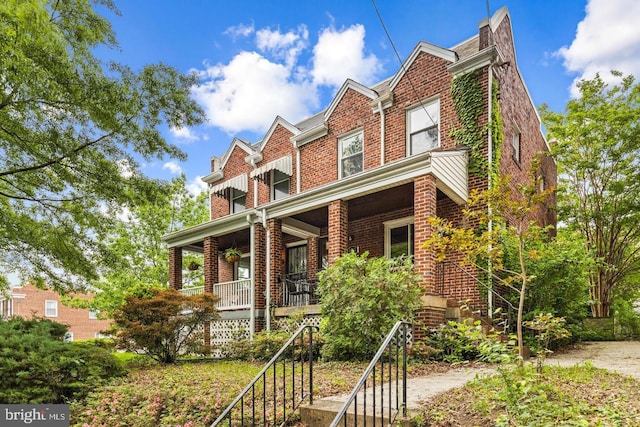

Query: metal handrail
<box><xmin>329</xmin><ymin>321</ymin><xmax>411</xmax><ymax>427</ymax></box>
<box><xmin>438</xmin><ymin>261</ymin><xmax>516</xmax><ymax>332</ymax></box>
<box><xmin>211</xmin><ymin>324</ymin><xmax>319</xmax><ymax>426</ymax></box>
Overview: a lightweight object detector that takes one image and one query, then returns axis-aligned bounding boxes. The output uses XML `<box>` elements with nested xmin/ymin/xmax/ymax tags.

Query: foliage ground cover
<box><xmin>416</xmin><ymin>363</ymin><xmax>640</xmax><ymax>427</ymax></box>
<box><xmin>70</xmin><ymin>359</ymin><xmax>452</xmax><ymax>426</ymax></box>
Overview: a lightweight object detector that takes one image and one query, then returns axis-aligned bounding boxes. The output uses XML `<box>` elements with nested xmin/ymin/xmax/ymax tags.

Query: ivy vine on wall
<box><xmin>450</xmin><ymin>70</ymin><xmax>504</xmax><ymax>178</ymax></box>
<box><xmin>450</xmin><ymin>69</ymin><xmax>487</xmax><ymax>176</ymax></box>
<box><xmin>489</xmin><ymin>78</ymin><xmax>504</xmax><ymax>182</ymax></box>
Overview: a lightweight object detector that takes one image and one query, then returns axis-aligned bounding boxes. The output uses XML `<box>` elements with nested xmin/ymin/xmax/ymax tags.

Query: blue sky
<box><xmin>98</xmin><ymin>0</ymin><xmax>640</xmax><ymax>192</ymax></box>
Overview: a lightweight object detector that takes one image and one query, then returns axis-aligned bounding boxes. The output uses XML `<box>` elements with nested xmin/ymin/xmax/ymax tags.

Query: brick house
<box><xmin>163</xmin><ymin>7</ymin><xmax>556</xmax><ymax>349</ymax></box>
<box><xmin>0</xmin><ymin>284</ymin><xmax>111</xmax><ymax>341</ymax></box>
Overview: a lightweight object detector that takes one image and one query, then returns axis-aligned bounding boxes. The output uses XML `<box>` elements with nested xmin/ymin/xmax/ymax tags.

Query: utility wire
<box><xmin>371</xmin><ymin>0</ymin><xmax>437</xmax><ymax>127</ymax></box>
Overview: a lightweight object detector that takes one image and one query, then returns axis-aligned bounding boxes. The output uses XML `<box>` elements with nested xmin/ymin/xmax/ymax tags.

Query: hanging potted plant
<box><xmin>187</xmin><ymin>261</ymin><xmax>200</xmax><ymax>271</ymax></box>
<box><xmin>224</xmin><ymin>247</ymin><xmax>242</xmax><ymax>263</ymax></box>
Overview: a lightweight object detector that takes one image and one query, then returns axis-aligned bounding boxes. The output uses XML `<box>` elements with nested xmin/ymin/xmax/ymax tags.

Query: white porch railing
<box><xmin>179</xmin><ymin>279</ymin><xmax>252</xmax><ymax>311</ymax></box>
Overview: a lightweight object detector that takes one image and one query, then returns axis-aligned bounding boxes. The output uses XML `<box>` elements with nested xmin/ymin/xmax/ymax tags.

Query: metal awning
<box><xmin>210</xmin><ymin>173</ymin><xmax>248</xmax><ymax>196</ymax></box>
<box><xmin>250</xmin><ymin>155</ymin><xmax>292</xmax><ymax>179</ymax></box>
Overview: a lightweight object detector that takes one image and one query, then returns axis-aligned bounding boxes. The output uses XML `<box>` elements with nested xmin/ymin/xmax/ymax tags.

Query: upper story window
<box><xmin>407</xmin><ymin>99</ymin><xmax>440</xmax><ymax>155</ymax></box>
<box><xmin>339</xmin><ymin>131</ymin><xmax>364</xmax><ymax>178</ymax></box>
<box><xmin>230</xmin><ymin>188</ymin><xmax>246</xmax><ymax>213</ymax></box>
<box><xmin>89</xmin><ymin>309</ymin><xmax>99</xmax><ymax>320</ymax></box>
<box><xmin>512</xmin><ymin>123</ymin><xmax>521</xmax><ymax>164</ymax></box>
<box><xmin>271</xmin><ymin>169</ymin><xmax>290</xmax><ymax>201</ymax></box>
<box><xmin>45</xmin><ymin>300</ymin><xmax>58</xmax><ymax>317</ymax></box>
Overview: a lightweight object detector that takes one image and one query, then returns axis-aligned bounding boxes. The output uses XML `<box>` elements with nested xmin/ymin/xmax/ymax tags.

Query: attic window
<box><xmin>407</xmin><ymin>99</ymin><xmax>440</xmax><ymax>155</ymax></box>
<box><xmin>339</xmin><ymin>131</ymin><xmax>364</xmax><ymax>178</ymax></box>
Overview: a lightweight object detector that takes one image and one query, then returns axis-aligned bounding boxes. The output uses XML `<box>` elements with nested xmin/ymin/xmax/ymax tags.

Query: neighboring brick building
<box><xmin>163</xmin><ymin>7</ymin><xmax>556</xmax><ymax>348</ymax></box>
<box><xmin>0</xmin><ymin>284</ymin><xmax>111</xmax><ymax>341</ymax></box>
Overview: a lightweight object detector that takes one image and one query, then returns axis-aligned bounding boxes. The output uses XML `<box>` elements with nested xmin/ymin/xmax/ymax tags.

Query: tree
<box><xmin>0</xmin><ymin>0</ymin><xmax>205</xmax><ymax>293</ymax></box>
<box><xmin>112</xmin><ymin>288</ymin><xmax>219</xmax><ymax>364</ymax></box>
<box><xmin>540</xmin><ymin>71</ymin><xmax>640</xmax><ymax>317</ymax></box>
<box><xmin>317</xmin><ymin>251</ymin><xmax>422</xmax><ymax>361</ymax></box>
<box><xmin>424</xmin><ymin>169</ymin><xmax>554</xmax><ymax>360</ymax></box>
<box><xmin>64</xmin><ymin>176</ymin><xmax>209</xmax><ymax>317</ymax></box>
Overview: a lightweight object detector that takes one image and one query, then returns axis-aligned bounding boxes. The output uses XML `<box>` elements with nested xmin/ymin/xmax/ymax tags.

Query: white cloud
<box><xmin>169</xmin><ymin>126</ymin><xmax>199</xmax><ymax>141</ymax></box>
<box><xmin>187</xmin><ymin>176</ymin><xmax>209</xmax><ymax>195</ymax></box>
<box><xmin>192</xmin><ymin>51</ymin><xmax>319</xmax><ymax>135</ymax></box>
<box><xmin>224</xmin><ymin>22</ymin><xmax>255</xmax><ymax>40</ymax></box>
<box><xmin>192</xmin><ymin>23</ymin><xmax>384</xmax><ymax>135</ymax></box>
<box><xmin>256</xmin><ymin>25</ymin><xmax>309</xmax><ymax>68</ymax></box>
<box><xmin>163</xmin><ymin>161</ymin><xmax>183</xmax><ymax>175</ymax></box>
<box><xmin>312</xmin><ymin>24</ymin><xmax>383</xmax><ymax>88</ymax></box>
<box><xmin>557</xmin><ymin>0</ymin><xmax>640</xmax><ymax>96</ymax></box>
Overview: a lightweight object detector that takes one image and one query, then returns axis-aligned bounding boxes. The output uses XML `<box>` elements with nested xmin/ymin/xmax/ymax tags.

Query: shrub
<box><xmin>425</xmin><ymin>320</ymin><xmax>514</xmax><ymax>363</ymax></box>
<box><xmin>0</xmin><ymin>317</ymin><xmax>125</xmax><ymax>403</ymax></box>
<box><xmin>111</xmin><ymin>288</ymin><xmax>220</xmax><ymax>363</ymax></box>
<box><xmin>224</xmin><ymin>329</ymin><xmax>291</xmax><ymax>361</ymax></box>
<box><xmin>317</xmin><ymin>252</ymin><xmax>422</xmax><ymax>361</ymax></box>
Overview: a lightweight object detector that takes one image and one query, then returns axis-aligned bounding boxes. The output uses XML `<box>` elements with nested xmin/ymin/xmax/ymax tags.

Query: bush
<box><xmin>0</xmin><ymin>317</ymin><xmax>125</xmax><ymax>403</ymax></box>
<box><xmin>112</xmin><ymin>288</ymin><xmax>220</xmax><ymax>363</ymax></box>
<box><xmin>425</xmin><ymin>320</ymin><xmax>514</xmax><ymax>363</ymax></box>
<box><xmin>224</xmin><ymin>329</ymin><xmax>291</xmax><ymax>361</ymax></box>
<box><xmin>317</xmin><ymin>252</ymin><xmax>422</xmax><ymax>361</ymax></box>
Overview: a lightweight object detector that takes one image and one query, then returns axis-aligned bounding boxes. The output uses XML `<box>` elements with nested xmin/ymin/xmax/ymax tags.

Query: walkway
<box><xmin>402</xmin><ymin>340</ymin><xmax>640</xmax><ymax>408</ymax></box>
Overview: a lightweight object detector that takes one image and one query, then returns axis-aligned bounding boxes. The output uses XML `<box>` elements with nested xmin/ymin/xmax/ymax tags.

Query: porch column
<box><xmin>203</xmin><ymin>236</ymin><xmax>219</xmax><ymax>294</ymax></box>
<box><xmin>253</xmin><ymin>222</ymin><xmax>267</xmax><ymax>333</ymax></box>
<box><xmin>203</xmin><ymin>236</ymin><xmax>218</xmax><ymax>355</ymax></box>
<box><xmin>169</xmin><ymin>247</ymin><xmax>182</xmax><ymax>290</ymax></box>
<box><xmin>413</xmin><ymin>174</ymin><xmax>438</xmax><ymax>293</ymax></box>
<box><xmin>328</xmin><ymin>199</ymin><xmax>348</xmax><ymax>263</ymax></box>
<box><xmin>268</xmin><ymin>218</ymin><xmax>283</xmax><ymax>325</ymax></box>
<box><xmin>308</xmin><ymin>237</ymin><xmax>319</xmax><ymax>278</ymax></box>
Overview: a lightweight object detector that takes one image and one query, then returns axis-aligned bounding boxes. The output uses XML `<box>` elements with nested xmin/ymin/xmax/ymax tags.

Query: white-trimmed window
<box><xmin>384</xmin><ymin>217</ymin><xmax>414</xmax><ymax>259</ymax></box>
<box><xmin>512</xmin><ymin>123</ymin><xmax>521</xmax><ymax>164</ymax></box>
<box><xmin>339</xmin><ymin>131</ymin><xmax>364</xmax><ymax>178</ymax></box>
<box><xmin>234</xmin><ymin>255</ymin><xmax>251</xmax><ymax>281</ymax></box>
<box><xmin>407</xmin><ymin>99</ymin><xmax>440</xmax><ymax>155</ymax></box>
<box><xmin>64</xmin><ymin>332</ymin><xmax>74</xmax><ymax>342</ymax></box>
<box><xmin>89</xmin><ymin>309</ymin><xmax>99</xmax><ymax>320</ymax></box>
<box><xmin>45</xmin><ymin>300</ymin><xmax>58</xmax><ymax>317</ymax></box>
<box><xmin>271</xmin><ymin>169</ymin><xmax>290</xmax><ymax>201</ymax></box>
<box><xmin>230</xmin><ymin>188</ymin><xmax>246</xmax><ymax>213</ymax></box>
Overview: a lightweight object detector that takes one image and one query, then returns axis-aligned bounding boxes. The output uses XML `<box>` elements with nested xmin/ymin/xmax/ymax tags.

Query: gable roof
<box><xmin>257</xmin><ymin>116</ymin><xmax>300</xmax><ymax>152</ymax></box>
<box><xmin>389</xmin><ymin>41</ymin><xmax>457</xmax><ymax>91</ymax></box>
<box><xmin>324</xmin><ymin>79</ymin><xmax>379</xmax><ymax>121</ymax></box>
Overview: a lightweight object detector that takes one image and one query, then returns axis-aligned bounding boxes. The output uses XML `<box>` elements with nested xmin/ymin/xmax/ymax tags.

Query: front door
<box><xmin>287</xmin><ymin>244</ymin><xmax>307</xmax><ymax>278</ymax></box>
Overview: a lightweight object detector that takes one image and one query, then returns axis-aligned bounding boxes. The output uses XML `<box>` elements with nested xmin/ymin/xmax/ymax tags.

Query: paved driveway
<box><xmin>546</xmin><ymin>340</ymin><xmax>640</xmax><ymax>380</ymax></box>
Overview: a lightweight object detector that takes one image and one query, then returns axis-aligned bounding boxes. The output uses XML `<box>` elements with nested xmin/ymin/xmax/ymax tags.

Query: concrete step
<box><xmin>300</xmin><ymin>398</ymin><xmax>413</xmax><ymax>427</ymax></box>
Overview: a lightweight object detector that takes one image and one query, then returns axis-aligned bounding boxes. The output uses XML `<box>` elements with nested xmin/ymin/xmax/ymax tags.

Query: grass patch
<box><xmin>416</xmin><ymin>362</ymin><xmax>640</xmax><ymax>426</ymax></box>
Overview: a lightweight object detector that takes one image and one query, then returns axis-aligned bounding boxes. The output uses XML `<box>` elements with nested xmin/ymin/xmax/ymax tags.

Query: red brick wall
<box><xmin>385</xmin><ymin>52</ymin><xmax>458</xmax><ymax>162</ymax></box>
<box><xmin>8</xmin><ymin>285</ymin><xmax>111</xmax><ymax>341</ymax></box>
<box><xmin>492</xmin><ymin>15</ymin><xmax>557</xmax><ymax>228</ymax></box>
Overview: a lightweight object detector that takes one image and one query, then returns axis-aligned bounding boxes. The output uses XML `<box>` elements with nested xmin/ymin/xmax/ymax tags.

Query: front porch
<box><xmin>164</xmin><ymin>150</ymin><xmax>471</xmax><ymax>341</ymax></box>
